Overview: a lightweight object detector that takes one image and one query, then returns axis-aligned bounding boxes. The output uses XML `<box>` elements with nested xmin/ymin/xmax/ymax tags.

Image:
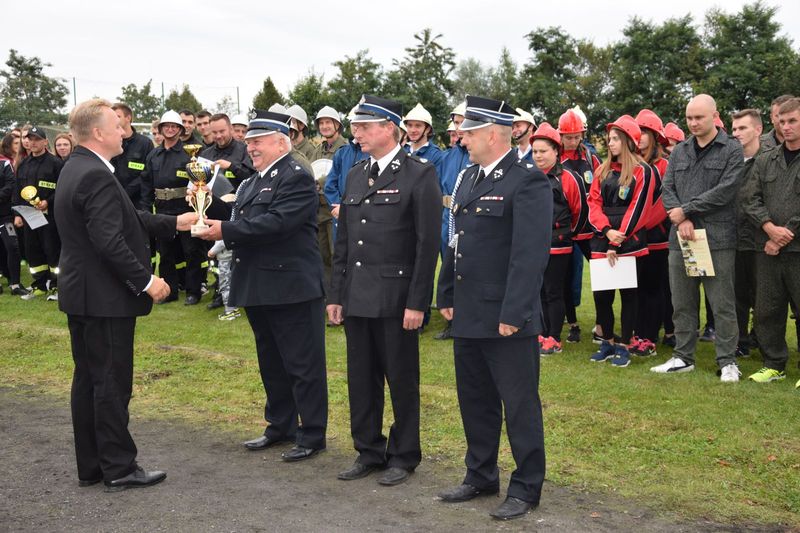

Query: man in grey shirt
<box><xmin>651</xmin><ymin>94</ymin><xmax>745</xmax><ymax>382</ymax></box>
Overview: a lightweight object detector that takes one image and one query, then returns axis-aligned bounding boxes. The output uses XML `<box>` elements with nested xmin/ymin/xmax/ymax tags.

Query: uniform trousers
<box><xmin>245</xmin><ymin>298</ymin><xmax>327</xmax><ymax>449</ymax></box>
<box><xmin>157</xmin><ymin>230</ymin><xmax>204</xmax><ymax>297</ymax></box>
<box><xmin>23</xmin><ymin>216</ymin><xmax>60</xmax><ymax>290</ymax></box>
<box><xmin>67</xmin><ymin>315</ymin><xmax>138</xmax><ymax>482</ymax></box>
<box><xmin>754</xmin><ymin>252</ymin><xmax>800</xmax><ymax>371</ymax></box>
<box><xmin>344</xmin><ymin>316</ymin><xmax>421</xmax><ymax>470</ymax></box>
<box><xmin>454</xmin><ymin>335</ymin><xmax>545</xmax><ymax>504</ymax></box>
<box><xmin>541</xmin><ymin>252</ymin><xmax>572</xmax><ymax>341</ymax></box>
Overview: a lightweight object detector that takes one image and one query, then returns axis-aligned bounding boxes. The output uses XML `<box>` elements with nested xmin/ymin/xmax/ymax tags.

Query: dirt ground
<box><xmin>0</xmin><ymin>387</ymin><xmax>787</xmax><ymax>533</ymax></box>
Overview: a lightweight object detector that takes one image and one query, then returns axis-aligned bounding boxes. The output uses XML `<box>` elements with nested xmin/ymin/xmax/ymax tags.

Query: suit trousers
<box><xmin>67</xmin><ymin>315</ymin><xmax>138</xmax><ymax>482</ymax></box>
<box><xmin>343</xmin><ymin>316</ymin><xmax>421</xmax><ymax>469</ymax></box>
<box><xmin>454</xmin><ymin>336</ymin><xmax>545</xmax><ymax>504</ymax></box>
<box><xmin>244</xmin><ymin>298</ymin><xmax>327</xmax><ymax>449</ymax></box>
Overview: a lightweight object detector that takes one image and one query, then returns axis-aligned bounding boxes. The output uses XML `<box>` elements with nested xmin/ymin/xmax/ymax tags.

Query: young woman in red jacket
<box><xmin>531</xmin><ymin>123</ymin><xmax>589</xmax><ymax>355</ymax></box>
<box><xmin>587</xmin><ymin>115</ymin><xmax>652</xmax><ymax>367</ymax></box>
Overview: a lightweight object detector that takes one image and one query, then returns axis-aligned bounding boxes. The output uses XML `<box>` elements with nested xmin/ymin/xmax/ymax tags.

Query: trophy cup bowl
<box><xmin>20</xmin><ymin>185</ymin><xmax>41</xmax><ymax>207</ymax></box>
<box><xmin>183</xmin><ymin>144</ymin><xmax>214</xmax><ymax>236</ymax></box>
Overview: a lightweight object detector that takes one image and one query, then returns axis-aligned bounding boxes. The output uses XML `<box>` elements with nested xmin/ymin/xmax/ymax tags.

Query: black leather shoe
<box><xmin>433</xmin><ymin>323</ymin><xmax>453</xmax><ymax>340</ymax></box>
<box><xmin>184</xmin><ymin>294</ymin><xmax>200</xmax><ymax>306</ymax></box>
<box><xmin>206</xmin><ymin>295</ymin><xmax>223</xmax><ymax>310</ymax></box>
<box><xmin>104</xmin><ymin>467</ymin><xmax>166</xmax><ymax>492</ymax></box>
<box><xmin>337</xmin><ymin>461</ymin><xmax>382</xmax><ymax>480</ymax></box>
<box><xmin>281</xmin><ymin>445</ymin><xmax>323</xmax><ymax>462</ymax></box>
<box><xmin>439</xmin><ymin>483</ymin><xmax>499</xmax><ymax>502</ymax></box>
<box><xmin>78</xmin><ymin>477</ymin><xmax>102</xmax><ymax>487</ymax></box>
<box><xmin>243</xmin><ymin>435</ymin><xmax>287</xmax><ymax>451</ymax></box>
<box><xmin>377</xmin><ymin>467</ymin><xmax>411</xmax><ymax>486</ymax></box>
<box><xmin>489</xmin><ymin>496</ymin><xmax>536</xmax><ymax>520</ymax></box>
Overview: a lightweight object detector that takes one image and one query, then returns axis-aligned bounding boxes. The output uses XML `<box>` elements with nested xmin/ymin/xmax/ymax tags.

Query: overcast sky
<box><xmin>5</xmin><ymin>0</ymin><xmax>798</xmax><ymax>117</ymax></box>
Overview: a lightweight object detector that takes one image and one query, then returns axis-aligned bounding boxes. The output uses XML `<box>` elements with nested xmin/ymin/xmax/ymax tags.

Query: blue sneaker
<box><xmin>590</xmin><ymin>340</ymin><xmax>615</xmax><ymax>362</ymax></box>
<box><xmin>611</xmin><ymin>345</ymin><xmax>631</xmax><ymax>367</ymax></box>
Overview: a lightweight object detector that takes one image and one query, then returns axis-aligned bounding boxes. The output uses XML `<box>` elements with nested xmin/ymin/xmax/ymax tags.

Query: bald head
<box><xmin>686</xmin><ymin>94</ymin><xmax>720</xmax><ymax>142</ymax></box>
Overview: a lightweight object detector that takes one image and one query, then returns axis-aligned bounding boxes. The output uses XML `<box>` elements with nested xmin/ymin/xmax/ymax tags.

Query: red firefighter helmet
<box><xmin>714</xmin><ymin>116</ymin><xmax>727</xmax><ymax>132</ymax></box>
<box><xmin>558</xmin><ymin>109</ymin><xmax>586</xmax><ymax>134</ymax></box>
<box><xmin>635</xmin><ymin>109</ymin><xmax>667</xmax><ymax>144</ymax></box>
<box><xmin>664</xmin><ymin>122</ymin><xmax>686</xmax><ymax>143</ymax></box>
<box><xmin>606</xmin><ymin>114</ymin><xmax>642</xmax><ymax>146</ymax></box>
<box><xmin>530</xmin><ymin>122</ymin><xmax>562</xmax><ymax>146</ymax></box>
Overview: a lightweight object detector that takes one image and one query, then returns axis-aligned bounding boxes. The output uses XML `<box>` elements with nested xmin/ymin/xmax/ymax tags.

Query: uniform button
<box><xmin>235</xmin><ymin>258</ymin><xmax>240</xmax><ymax>263</ymax></box>
<box><xmin>365</xmin><ymin>199</ymin><xmax>370</xmax><ymax>204</ymax></box>
<box><xmin>459</xmin><ymin>230</ymin><xmax>464</xmax><ymax>236</ymax></box>
<box><xmin>398</xmin><ymin>270</ymin><xmax>403</xmax><ymax>275</ymax></box>
<box><xmin>278</xmin><ymin>264</ymin><xmax>283</xmax><ymax>268</ymax></box>
<box><xmin>240</xmin><ymin>209</ymin><xmax>244</xmax><ymax>215</ymax></box>
<box><xmin>349</xmin><ymin>197</ymin><xmax>354</xmax><ymax>202</ymax></box>
<box><xmin>230</xmin><ymin>241</ymin><xmax>235</xmax><ymax>246</ymax></box>
<box><xmin>457</xmin><ymin>253</ymin><xmax>462</xmax><ymax>259</ymax></box>
<box><xmin>357</xmin><ymin>240</ymin><xmax>363</xmax><ymax>246</ymax></box>
<box><xmin>355</xmin><ymin>261</ymin><xmax>362</xmax><ymax>267</ymax></box>
<box><xmin>361</xmin><ymin>219</ymin><xmax>366</xmax><ymax>224</ymax></box>
<box><xmin>384</xmin><ymin>198</ymin><xmax>390</xmax><ymax>202</ymax></box>
<box><xmin>462</xmin><ymin>208</ymin><xmax>468</xmax><ymax>214</ymax></box>
<box><xmin>457</xmin><ymin>275</ymin><xmax>462</xmax><ymax>280</ymax></box>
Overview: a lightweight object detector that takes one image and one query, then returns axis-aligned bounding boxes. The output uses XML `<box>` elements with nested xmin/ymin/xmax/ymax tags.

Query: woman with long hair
<box><xmin>587</xmin><ymin>115</ymin><xmax>652</xmax><ymax>367</ymax></box>
<box><xmin>54</xmin><ymin>133</ymin><xmax>74</xmax><ymax>161</ymax></box>
<box><xmin>530</xmin><ymin>123</ymin><xmax>589</xmax><ymax>355</ymax></box>
<box><xmin>0</xmin><ymin>133</ymin><xmax>27</xmax><ymax>295</ymax></box>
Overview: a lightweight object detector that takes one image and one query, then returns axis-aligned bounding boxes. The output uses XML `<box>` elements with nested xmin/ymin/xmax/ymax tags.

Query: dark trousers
<box><xmin>157</xmin><ymin>230</ymin><xmax>204</xmax><ymax>297</ymax></box>
<box><xmin>594</xmin><ymin>281</ymin><xmax>639</xmax><ymax>345</ymax></box>
<box><xmin>454</xmin><ymin>336</ymin><xmax>545</xmax><ymax>504</ymax></box>
<box><xmin>754</xmin><ymin>253</ymin><xmax>800</xmax><ymax>371</ymax></box>
<box><xmin>245</xmin><ymin>298</ymin><xmax>327</xmax><ymax>449</ymax></box>
<box><xmin>343</xmin><ymin>316</ymin><xmax>421</xmax><ymax>469</ymax></box>
<box><xmin>735</xmin><ymin>250</ymin><xmax>756</xmax><ymax>344</ymax></box>
<box><xmin>565</xmin><ymin>240</ymin><xmax>591</xmax><ymax>324</ymax></box>
<box><xmin>541</xmin><ymin>253</ymin><xmax>572</xmax><ymax>340</ymax></box>
<box><xmin>67</xmin><ymin>315</ymin><xmax>138</xmax><ymax>482</ymax></box>
<box><xmin>636</xmin><ymin>250</ymin><xmax>668</xmax><ymax>341</ymax></box>
<box><xmin>0</xmin><ymin>221</ymin><xmax>21</xmax><ymax>285</ymax></box>
<box><xmin>23</xmin><ymin>217</ymin><xmax>60</xmax><ymax>290</ymax></box>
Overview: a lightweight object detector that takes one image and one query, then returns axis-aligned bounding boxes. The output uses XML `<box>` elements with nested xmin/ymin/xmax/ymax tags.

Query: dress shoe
<box><xmin>104</xmin><ymin>467</ymin><xmax>166</xmax><ymax>493</ymax></box>
<box><xmin>281</xmin><ymin>445</ymin><xmax>323</xmax><ymax>462</ymax></box>
<box><xmin>489</xmin><ymin>496</ymin><xmax>536</xmax><ymax>520</ymax></box>
<box><xmin>243</xmin><ymin>435</ymin><xmax>287</xmax><ymax>451</ymax></box>
<box><xmin>184</xmin><ymin>294</ymin><xmax>200</xmax><ymax>306</ymax></box>
<box><xmin>337</xmin><ymin>461</ymin><xmax>383</xmax><ymax>480</ymax></box>
<box><xmin>439</xmin><ymin>483</ymin><xmax>499</xmax><ymax>502</ymax></box>
<box><xmin>206</xmin><ymin>295</ymin><xmax>223</xmax><ymax>310</ymax></box>
<box><xmin>78</xmin><ymin>477</ymin><xmax>102</xmax><ymax>487</ymax></box>
<box><xmin>434</xmin><ymin>322</ymin><xmax>453</xmax><ymax>340</ymax></box>
<box><xmin>377</xmin><ymin>467</ymin><xmax>412</xmax><ymax>486</ymax></box>
<box><xmin>156</xmin><ymin>294</ymin><xmax>178</xmax><ymax>304</ymax></box>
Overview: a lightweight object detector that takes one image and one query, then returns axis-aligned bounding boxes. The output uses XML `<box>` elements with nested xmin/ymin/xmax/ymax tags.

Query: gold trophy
<box><xmin>21</xmin><ymin>185</ymin><xmax>47</xmax><ymax>213</ymax></box>
<box><xmin>183</xmin><ymin>144</ymin><xmax>214</xmax><ymax>236</ymax></box>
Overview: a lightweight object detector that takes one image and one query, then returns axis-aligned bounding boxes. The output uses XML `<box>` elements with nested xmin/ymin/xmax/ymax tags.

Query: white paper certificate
<box><xmin>590</xmin><ymin>256</ymin><xmax>638</xmax><ymax>291</ymax></box>
<box><xmin>11</xmin><ymin>205</ymin><xmax>48</xmax><ymax>229</ymax></box>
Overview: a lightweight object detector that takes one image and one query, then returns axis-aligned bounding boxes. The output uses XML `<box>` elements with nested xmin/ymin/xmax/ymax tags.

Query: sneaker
<box><xmin>735</xmin><ymin>344</ymin><xmax>750</xmax><ymax>358</ymax></box>
<box><xmin>10</xmin><ymin>285</ymin><xmax>30</xmax><ymax>296</ymax></box>
<box><xmin>218</xmin><ymin>309</ymin><xmax>241</xmax><ymax>321</ymax></box>
<box><xmin>747</xmin><ymin>367</ymin><xmax>786</xmax><ymax>383</ymax></box>
<box><xmin>699</xmin><ymin>325</ymin><xmax>716</xmax><ymax>342</ymax></box>
<box><xmin>21</xmin><ymin>288</ymin><xmax>47</xmax><ymax>300</ymax></box>
<box><xmin>540</xmin><ymin>337</ymin><xmax>562</xmax><ymax>356</ymax></box>
<box><xmin>632</xmin><ymin>339</ymin><xmax>657</xmax><ymax>357</ymax></box>
<box><xmin>650</xmin><ymin>356</ymin><xmax>694</xmax><ymax>374</ymax></box>
<box><xmin>538</xmin><ymin>335</ymin><xmax>545</xmax><ymax>348</ymax></box>
<box><xmin>796</xmin><ymin>378</ymin><xmax>800</xmax><ymax>389</ymax></box>
<box><xmin>589</xmin><ymin>340</ymin><xmax>615</xmax><ymax>363</ymax></box>
<box><xmin>566</xmin><ymin>325</ymin><xmax>581</xmax><ymax>343</ymax></box>
<box><xmin>661</xmin><ymin>334</ymin><xmax>676</xmax><ymax>348</ymax></box>
<box><xmin>46</xmin><ymin>289</ymin><xmax>58</xmax><ymax>301</ymax></box>
<box><xmin>720</xmin><ymin>362</ymin><xmax>741</xmax><ymax>383</ymax></box>
<box><xmin>610</xmin><ymin>345</ymin><xmax>631</xmax><ymax>367</ymax></box>
<box><xmin>628</xmin><ymin>336</ymin><xmax>642</xmax><ymax>351</ymax></box>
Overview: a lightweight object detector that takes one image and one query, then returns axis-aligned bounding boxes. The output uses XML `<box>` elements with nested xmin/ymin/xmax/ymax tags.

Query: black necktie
<box><xmin>471</xmin><ymin>169</ymin><xmax>486</xmax><ymax>192</ymax></box>
<box><xmin>368</xmin><ymin>162</ymin><xmax>380</xmax><ymax>187</ymax></box>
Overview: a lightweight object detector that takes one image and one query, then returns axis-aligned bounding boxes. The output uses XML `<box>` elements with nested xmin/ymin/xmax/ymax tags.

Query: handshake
<box><xmin>144</xmin><ymin>212</ymin><xmax>200</xmax><ymax>303</ymax></box>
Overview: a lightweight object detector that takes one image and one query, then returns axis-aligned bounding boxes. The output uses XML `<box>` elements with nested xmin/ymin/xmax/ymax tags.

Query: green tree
<box><xmin>0</xmin><ymin>49</ymin><xmax>68</xmax><ymax>129</ymax></box>
<box><xmin>608</xmin><ymin>15</ymin><xmax>704</xmax><ymax>128</ymax></box>
<box><xmin>326</xmin><ymin>50</ymin><xmax>383</xmax><ymax>115</ymax></box>
<box><xmin>451</xmin><ymin>58</ymin><xmax>492</xmax><ymax>105</ymax></box>
<box><xmin>573</xmin><ymin>41</ymin><xmax>614</xmax><ymax>139</ymax></box>
<box><xmin>383</xmin><ymin>29</ymin><xmax>456</xmax><ymax>142</ymax></box>
<box><xmin>488</xmin><ymin>48</ymin><xmax>520</xmax><ymax>104</ymax></box>
<box><xmin>287</xmin><ymin>71</ymin><xmax>329</xmax><ymax>132</ymax></box>
<box><xmin>118</xmin><ymin>79</ymin><xmax>163</xmax><ymax>121</ymax></box>
<box><xmin>252</xmin><ymin>77</ymin><xmax>284</xmax><ymax>111</ymax></box>
<box><xmin>697</xmin><ymin>1</ymin><xmax>800</xmax><ymax>117</ymax></box>
<box><xmin>164</xmin><ymin>84</ymin><xmax>202</xmax><ymax>113</ymax></box>
<box><xmin>214</xmin><ymin>95</ymin><xmax>238</xmax><ymax>116</ymax></box>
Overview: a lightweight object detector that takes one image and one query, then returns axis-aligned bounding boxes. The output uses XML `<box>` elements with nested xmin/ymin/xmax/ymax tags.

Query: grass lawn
<box><xmin>2</xmin><ymin>266</ymin><xmax>799</xmax><ymax>527</ymax></box>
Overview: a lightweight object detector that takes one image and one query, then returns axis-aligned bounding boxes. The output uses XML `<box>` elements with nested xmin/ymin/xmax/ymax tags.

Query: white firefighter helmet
<box><xmin>158</xmin><ymin>110</ymin><xmax>185</xmax><ymax>133</ymax></box>
<box><xmin>403</xmin><ymin>103</ymin><xmax>433</xmax><ymax>129</ymax></box>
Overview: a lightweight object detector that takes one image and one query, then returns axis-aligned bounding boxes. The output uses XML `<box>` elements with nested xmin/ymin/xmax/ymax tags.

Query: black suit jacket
<box><xmin>55</xmin><ymin>146</ymin><xmax>177</xmax><ymax>318</ymax></box>
<box><xmin>437</xmin><ymin>151</ymin><xmax>552</xmax><ymax>338</ymax></box>
<box><xmin>329</xmin><ymin>148</ymin><xmax>441</xmax><ymax>317</ymax></box>
<box><xmin>221</xmin><ymin>154</ymin><xmax>324</xmax><ymax>307</ymax></box>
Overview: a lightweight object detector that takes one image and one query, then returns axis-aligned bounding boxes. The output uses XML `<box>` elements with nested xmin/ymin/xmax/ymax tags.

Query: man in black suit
<box><xmin>55</xmin><ymin>99</ymin><xmax>198</xmax><ymax>492</ymax></box>
<box><xmin>196</xmin><ymin>110</ymin><xmax>328</xmax><ymax>462</ymax></box>
<box><xmin>436</xmin><ymin>96</ymin><xmax>552</xmax><ymax>520</ymax></box>
<box><xmin>327</xmin><ymin>95</ymin><xmax>441</xmax><ymax>486</ymax></box>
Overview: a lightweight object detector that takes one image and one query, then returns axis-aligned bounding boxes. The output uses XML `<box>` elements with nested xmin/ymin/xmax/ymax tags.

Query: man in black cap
<box><xmin>196</xmin><ymin>109</ymin><xmax>328</xmax><ymax>462</ymax></box>
<box><xmin>13</xmin><ymin>126</ymin><xmax>64</xmax><ymax>300</ymax></box>
<box><xmin>437</xmin><ymin>96</ymin><xmax>552</xmax><ymax>520</ymax></box>
<box><xmin>327</xmin><ymin>95</ymin><xmax>440</xmax><ymax>486</ymax></box>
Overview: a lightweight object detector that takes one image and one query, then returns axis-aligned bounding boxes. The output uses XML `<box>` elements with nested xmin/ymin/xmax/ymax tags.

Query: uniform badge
<box><xmin>526</xmin><ymin>163</ymin><xmax>534</xmax><ymax>168</ymax></box>
<box><xmin>420</xmin><ymin>158</ymin><xmax>428</xmax><ymax>163</ymax></box>
<box><xmin>270</xmin><ymin>169</ymin><xmax>278</xmax><ymax>178</ymax></box>
<box><xmin>584</xmin><ymin>171</ymin><xmax>594</xmax><ymax>184</ymax></box>
<box><xmin>260</xmin><ymin>187</ymin><xmax>272</xmax><ymax>192</ymax></box>
<box><xmin>618</xmin><ymin>185</ymin><xmax>630</xmax><ymax>200</ymax></box>
<box><xmin>295</xmin><ymin>166</ymin><xmax>301</xmax><ymax>170</ymax></box>
<box><xmin>476</xmin><ymin>207</ymin><xmax>482</xmax><ymax>213</ymax></box>
<box><xmin>390</xmin><ymin>159</ymin><xmax>400</xmax><ymax>171</ymax></box>
<box><xmin>248</xmin><ymin>109</ymin><xmax>257</xmax><ymax>120</ymax></box>
<box><xmin>493</xmin><ymin>168</ymin><xmax>503</xmax><ymax>179</ymax></box>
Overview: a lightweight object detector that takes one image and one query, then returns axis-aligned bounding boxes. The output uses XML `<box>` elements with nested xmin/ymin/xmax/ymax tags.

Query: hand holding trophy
<box><xmin>183</xmin><ymin>144</ymin><xmax>214</xmax><ymax>236</ymax></box>
<box><xmin>21</xmin><ymin>185</ymin><xmax>46</xmax><ymax>213</ymax></box>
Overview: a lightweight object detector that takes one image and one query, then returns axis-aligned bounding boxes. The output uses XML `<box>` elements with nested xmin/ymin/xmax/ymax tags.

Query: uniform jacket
<box><xmin>222</xmin><ymin>154</ymin><xmax>324</xmax><ymax>307</ymax></box>
<box><xmin>14</xmin><ymin>151</ymin><xmax>63</xmax><ymax>210</ymax></box>
<box><xmin>561</xmin><ymin>147</ymin><xmax>601</xmax><ymax>240</ymax></box>
<box><xmin>735</xmin><ymin>144</ymin><xmax>766</xmax><ymax>252</ymax></box>
<box><xmin>293</xmin><ymin>137</ymin><xmax>317</xmax><ymax>163</ymax></box>
<box><xmin>141</xmin><ymin>139</ymin><xmax>193</xmax><ymax>215</ymax></box>
<box><xmin>329</xmin><ymin>148</ymin><xmax>441</xmax><ymax>318</ymax></box>
<box><xmin>55</xmin><ymin>146</ymin><xmax>176</xmax><ymax>318</ymax></box>
<box><xmin>742</xmin><ymin>143</ymin><xmax>800</xmax><ymax>253</ymax></box>
<box><xmin>661</xmin><ymin>129</ymin><xmax>745</xmax><ymax>250</ymax></box>
<box><xmin>437</xmin><ymin>150</ymin><xmax>552</xmax><ymax>339</ymax></box>
<box><xmin>324</xmin><ymin>141</ymin><xmax>368</xmax><ymax>206</ymax></box>
<box><xmin>200</xmin><ymin>139</ymin><xmax>254</xmax><ymax>191</ymax></box>
<box><xmin>644</xmin><ymin>158</ymin><xmax>669</xmax><ymax>251</ymax></box>
<box><xmin>110</xmin><ymin>127</ymin><xmax>154</xmax><ymax>210</ymax></box>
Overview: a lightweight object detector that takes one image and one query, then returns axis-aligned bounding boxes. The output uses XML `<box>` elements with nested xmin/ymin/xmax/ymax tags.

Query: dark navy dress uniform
<box><xmin>329</xmin><ymin>115</ymin><xmax>441</xmax><ymax>471</ymax></box>
<box><xmin>437</xmin><ymin>98</ymin><xmax>552</xmax><ymax>506</ymax></box>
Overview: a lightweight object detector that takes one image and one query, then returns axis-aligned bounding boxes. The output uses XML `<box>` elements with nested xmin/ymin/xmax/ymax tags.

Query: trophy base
<box><xmin>190</xmin><ymin>223</ymin><xmax>209</xmax><ymax>236</ymax></box>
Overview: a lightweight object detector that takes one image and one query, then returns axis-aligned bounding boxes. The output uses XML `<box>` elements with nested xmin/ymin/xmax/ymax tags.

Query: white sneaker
<box><xmin>650</xmin><ymin>356</ymin><xmax>695</xmax><ymax>374</ymax></box>
<box><xmin>720</xmin><ymin>363</ymin><xmax>741</xmax><ymax>383</ymax></box>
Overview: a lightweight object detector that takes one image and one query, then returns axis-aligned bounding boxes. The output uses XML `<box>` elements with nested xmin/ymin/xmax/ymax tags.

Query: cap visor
<box><xmin>350</xmin><ymin>114</ymin><xmax>389</xmax><ymax>124</ymax></box>
<box><xmin>458</xmin><ymin>118</ymin><xmax>493</xmax><ymax>132</ymax></box>
<box><xmin>244</xmin><ymin>129</ymin><xmax>277</xmax><ymax>139</ymax></box>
